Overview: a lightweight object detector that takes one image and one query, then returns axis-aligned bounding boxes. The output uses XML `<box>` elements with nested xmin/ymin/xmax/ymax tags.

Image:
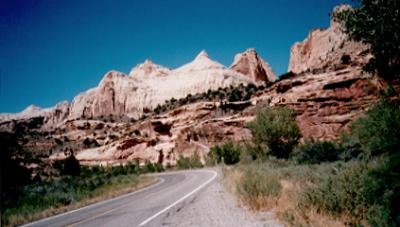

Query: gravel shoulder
<box><xmin>160</xmin><ymin>168</ymin><xmax>283</xmax><ymax>227</ymax></box>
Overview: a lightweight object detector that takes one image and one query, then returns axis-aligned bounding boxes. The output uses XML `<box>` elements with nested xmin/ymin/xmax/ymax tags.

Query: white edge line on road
<box><xmin>22</xmin><ymin>177</ymin><xmax>166</xmax><ymax>227</ymax></box>
<box><xmin>139</xmin><ymin>170</ymin><xmax>218</xmax><ymax>226</ymax></box>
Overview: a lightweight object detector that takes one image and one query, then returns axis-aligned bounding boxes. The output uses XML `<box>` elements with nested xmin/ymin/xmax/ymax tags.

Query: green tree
<box><xmin>295</xmin><ymin>139</ymin><xmax>342</xmax><ymax>164</ymax></box>
<box><xmin>247</xmin><ymin>107</ymin><xmax>302</xmax><ymax>159</ymax></box>
<box><xmin>334</xmin><ymin>0</ymin><xmax>400</xmax><ymax>79</ymax></box>
<box><xmin>349</xmin><ymin>99</ymin><xmax>400</xmax><ymax>157</ymax></box>
<box><xmin>344</xmin><ymin>98</ymin><xmax>400</xmax><ymax>225</ymax></box>
<box><xmin>176</xmin><ymin>153</ymin><xmax>203</xmax><ymax>169</ymax></box>
<box><xmin>228</xmin><ymin>88</ymin><xmax>243</xmax><ymax>102</ymax></box>
<box><xmin>209</xmin><ymin>141</ymin><xmax>241</xmax><ymax>165</ymax></box>
<box><xmin>0</xmin><ymin>132</ymin><xmax>32</xmax><ymax>192</ymax></box>
<box><xmin>63</xmin><ymin>149</ymin><xmax>81</xmax><ymax>176</ymax></box>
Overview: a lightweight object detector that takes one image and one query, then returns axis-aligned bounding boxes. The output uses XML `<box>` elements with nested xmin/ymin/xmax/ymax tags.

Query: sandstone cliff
<box><xmin>68</xmin><ymin>51</ymin><xmax>254</xmax><ymax>120</ymax></box>
<box><xmin>288</xmin><ymin>5</ymin><xmax>369</xmax><ymax>74</ymax></box>
<box><xmin>1</xmin><ymin>49</ymin><xmax>275</xmax><ymax>125</ymax></box>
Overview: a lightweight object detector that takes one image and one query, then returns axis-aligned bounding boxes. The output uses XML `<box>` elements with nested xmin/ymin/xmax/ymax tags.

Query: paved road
<box><xmin>23</xmin><ymin>169</ymin><xmax>217</xmax><ymax>227</ymax></box>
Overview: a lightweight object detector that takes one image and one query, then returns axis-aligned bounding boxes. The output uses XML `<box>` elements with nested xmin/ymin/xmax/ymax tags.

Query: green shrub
<box><xmin>247</xmin><ymin>107</ymin><xmax>302</xmax><ymax>159</ymax></box>
<box><xmin>124</xmin><ymin>161</ymin><xmax>139</xmax><ymax>174</ymax></box>
<box><xmin>294</xmin><ymin>139</ymin><xmax>342</xmax><ymax>164</ymax></box>
<box><xmin>110</xmin><ymin>165</ymin><xmax>126</xmax><ymax>176</ymax></box>
<box><xmin>299</xmin><ymin>156</ymin><xmax>400</xmax><ymax>226</ymax></box>
<box><xmin>176</xmin><ymin>156</ymin><xmax>191</xmax><ymax>169</ymax></box>
<box><xmin>361</xmin><ymin>155</ymin><xmax>400</xmax><ymax>226</ymax></box>
<box><xmin>279</xmin><ymin>71</ymin><xmax>297</xmax><ymax>80</ymax></box>
<box><xmin>228</xmin><ymin>88</ymin><xmax>243</xmax><ymax>102</ymax></box>
<box><xmin>208</xmin><ymin>141</ymin><xmax>241</xmax><ymax>165</ymax></box>
<box><xmin>339</xmin><ymin>134</ymin><xmax>364</xmax><ymax>161</ymax></box>
<box><xmin>63</xmin><ymin>154</ymin><xmax>81</xmax><ymax>176</ymax></box>
<box><xmin>142</xmin><ymin>162</ymin><xmax>156</xmax><ymax>173</ymax></box>
<box><xmin>299</xmin><ymin>161</ymin><xmax>374</xmax><ymax>225</ymax></box>
<box><xmin>349</xmin><ymin>99</ymin><xmax>400</xmax><ymax>157</ymax></box>
<box><xmin>237</xmin><ymin>167</ymin><xmax>282</xmax><ymax>210</ymax></box>
<box><xmin>176</xmin><ymin>153</ymin><xmax>203</xmax><ymax>169</ymax></box>
<box><xmin>83</xmin><ymin>138</ymin><xmax>100</xmax><ymax>148</ymax></box>
<box><xmin>149</xmin><ymin>163</ymin><xmax>164</xmax><ymax>172</ymax></box>
<box><xmin>0</xmin><ymin>132</ymin><xmax>32</xmax><ymax>192</ymax></box>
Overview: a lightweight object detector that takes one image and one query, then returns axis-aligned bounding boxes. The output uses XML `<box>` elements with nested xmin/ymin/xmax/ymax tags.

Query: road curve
<box><xmin>22</xmin><ymin>169</ymin><xmax>217</xmax><ymax>227</ymax></box>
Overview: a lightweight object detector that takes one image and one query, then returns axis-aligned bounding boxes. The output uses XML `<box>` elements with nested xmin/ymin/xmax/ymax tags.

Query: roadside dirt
<box><xmin>160</xmin><ymin>169</ymin><xmax>283</xmax><ymax>227</ymax></box>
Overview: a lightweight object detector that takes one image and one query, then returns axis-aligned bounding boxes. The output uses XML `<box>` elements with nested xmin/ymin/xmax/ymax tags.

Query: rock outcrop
<box><xmin>2</xmin><ymin>50</ymin><xmax>275</xmax><ymax>124</ymax></box>
<box><xmin>175</xmin><ymin>50</ymin><xmax>226</xmax><ymax>72</ymax></box>
<box><xmin>231</xmin><ymin>48</ymin><xmax>277</xmax><ymax>84</ymax></box>
<box><xmin>288</xmin><ymin>5</ymin><xmax>369</xmax><ymax>74</ymax></box>
<box><xmin>256</xmin><ymin>66</ymin><xmax>383</xmax><ymax>140</ymax></box>
<box><xmin>43</xmin><ymin>101</ymin><xmax>70</xmax><ymax>127</ymax></box>
<box><xmin>0</xmin><ymin>105</ymin><xmax>50</xmax><ymax>122</ymax></box>
<box><xmin>0</xmin><ymin>101</ymin><xmax>70</xmax><ymax>130</ymax></box>
<box><xmin>129</xmin><ymin>59</ymin><xmax>171</xmax><ymax>79</ymax></box>
<box><xmin>48</xmin><ymin>62</ymin><xmax>388</xmax><ymax>166</ymax></box>
<box><xmin>68</xmin><ymin>51</ymin><xmax>256</xmax><ymax>120</ymax></box>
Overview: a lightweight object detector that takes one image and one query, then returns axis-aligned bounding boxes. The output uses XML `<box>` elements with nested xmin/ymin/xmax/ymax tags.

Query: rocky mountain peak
<box><xmin>230</xmin><ymin>48</ymin><xmax>277</xmax><ymax>84</ymax></box>
<box><xmin>144</xmin><ymin>59</ymin><xmax>153</xmax><ymax>64</ymax></box>
<box><xmin>194</xmin><ymin>50</ymin><xmax>209</xmax><ymax>60</ymax></box>
<box><xmin>23</xmin><ymin>104</ymin><xmax>42</xmax><ymax>113</ymax></box>
<box><xmin>174</xmin><ymin>50</ymin><xmax>226</xmax><ymax>73</ymax></box>
<box><xmin>129</xmin><ymin>59</ymin><xmax>170</xmax><ymax>79</ymax></box>
<box><xmin>101</xmin><ymin>70</ymin><xmax>126</xmax><ymax>82</ymax></box>
<box><xmin>244</xmin><ymin>48</ymin><xmax>257</xmax><ymax>54</ymax></box>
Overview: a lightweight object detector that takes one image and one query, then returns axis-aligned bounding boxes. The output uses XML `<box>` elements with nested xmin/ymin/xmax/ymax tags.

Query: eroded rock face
<box><xmin>2</xmin><ymin>50</ymin><xmax>274</xmax><ymax>125</ymax></box>
<box><xmin>129</xmin><ymin>59</ymin><xmax>171</xmax><ymax>79</ymax></box>
<box><xmin>231</xmin><ymin>48</ymin><xmax>277</xmax><ymax>84</ymax></box>
<box><xmin>43</xmin><ymin>101</ymin><xmax>70</xmax><ymax>128</ymax></box>
<box><xmin>0</xmin><ymin>101</ymin><xmax>70</xmax><ymax>130</ymax></box>
<box><xmin>0</xmin><ymin>105</ymin><xmax>50</xmax><ymax>122</ymax></box>
<box><xmin>92</xmin><ymin>71</ymin><xmax>144</xmax><ymax>118</ymax></box>
<box><xmin>52</xmin><ymin>62</ymin><xmax>388</xmax><ymax>166</ymax></box>
<box><xmin>58</xmin><ymin>101</ymin><xmax>254</xmax><ymax>166</ymax></box>
<box><xmin>68</xmin><ymin>51</ymin><xmax>255</xmax><ymax>120</ymax></box>
<box><xmin>288</xmin><ymin>5</ymin><xmax>369</xmax><ymax>74</ymax></box>
<box><xmin>255</xmin><ymin>66</ymin><xmax>383</xmax><ymax>140</ymax></box>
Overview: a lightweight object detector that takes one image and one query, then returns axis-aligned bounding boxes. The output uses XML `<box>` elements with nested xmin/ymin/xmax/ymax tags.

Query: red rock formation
<box><xmin>231</xmin><ymin>48</ymin><xmax>277</xmax><ymax>84</ymax></box>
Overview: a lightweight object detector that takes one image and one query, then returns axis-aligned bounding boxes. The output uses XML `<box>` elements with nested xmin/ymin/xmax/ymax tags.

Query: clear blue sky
<box><xmin>0</xmin><ymin>0</ymin><xmax>351</xmax><ymax>113</ymax></box>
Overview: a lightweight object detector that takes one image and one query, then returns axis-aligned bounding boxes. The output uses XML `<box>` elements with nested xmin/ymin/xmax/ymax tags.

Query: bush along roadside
<box><xmin>176</xmin><ymin>152</ymin><xmax>203</xmax><ymax>169</ymax></box>
<box><xmin>208</xmin><ymin>141</ymin><xmax>241</xmax><ymax>165</ymax></box>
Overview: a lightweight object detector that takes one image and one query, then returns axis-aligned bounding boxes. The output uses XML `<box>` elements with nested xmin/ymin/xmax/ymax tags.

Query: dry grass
<box><xmin>223</xmin><ymin>164</ymin><xmax>349</xmax><ymax>227</ymax></box>
<box><xmin>223</xmin><ymin>166</ymin><xmax>280</xmax><ymax>211</ymax></box>
<box><xmin>5</xmin><ymin>175</ymin><xmax>156</xmax><ymax>227</ymax></box>
<box><xmin>276</xmin><ymin>180</ymin><xmax>346</xmax><ymax>227</ymax></box>
<box><xmin>221</xmin><ymin>166</ymin><xmax>242</xmax><ymax>194</ymax></box>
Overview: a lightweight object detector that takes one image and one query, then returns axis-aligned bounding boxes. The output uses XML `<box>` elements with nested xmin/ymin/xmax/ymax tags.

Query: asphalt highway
<box><xmin>22</xmin><ymin>169</ymin><xmax>217</xmax><ymax>227</ymax></box>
